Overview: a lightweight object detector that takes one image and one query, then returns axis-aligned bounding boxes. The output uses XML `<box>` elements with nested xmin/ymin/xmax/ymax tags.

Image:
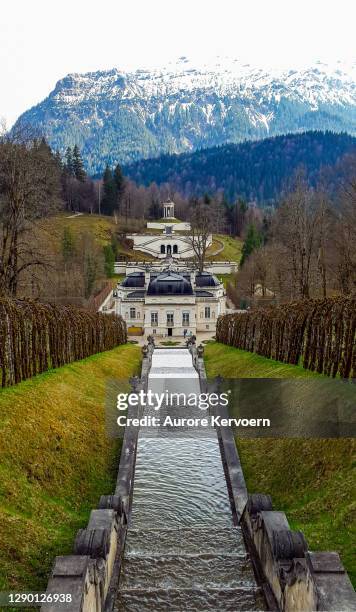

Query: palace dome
<box><xmin>147</xmin><ymin>270</ymin><xmax>193</xmax><ymax>296</ymax></box>
<box><xmin>121</xmin><ymin>272</ymin><xmax>145</xmax><ymax>288</ymax></box>
<box><xmin>195</xmin><ymin>272</ymin><xmax>220</xmax><ymax>287</ymax></box>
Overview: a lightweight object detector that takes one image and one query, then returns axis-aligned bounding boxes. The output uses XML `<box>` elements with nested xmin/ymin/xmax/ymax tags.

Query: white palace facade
<box><xmin>113</xmin><ymin>201</ymin><xmax>226</xmax><ymax>337</ymax></box>
<box><xmin>114</xmin><ymin>264</ymin><xmax>226</xmax><ymax>337</ymax></box>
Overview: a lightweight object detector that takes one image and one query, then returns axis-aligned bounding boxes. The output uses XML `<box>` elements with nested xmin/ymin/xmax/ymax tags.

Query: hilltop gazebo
<box><xmin>163</xmin><ymin>200</ymin><xmax>175</xmax><ymax>219</ymax></box>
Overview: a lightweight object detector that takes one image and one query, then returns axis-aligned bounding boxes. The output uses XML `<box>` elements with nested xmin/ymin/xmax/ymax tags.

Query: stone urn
<box><xmin>197</xmin><ymin>344</ymin><xmax>204</xmax><ymax>358</ymax></box>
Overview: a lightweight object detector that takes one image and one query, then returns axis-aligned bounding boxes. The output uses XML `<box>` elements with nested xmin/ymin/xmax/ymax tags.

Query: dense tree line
<box><xmin>232</xmin><ymin>167</ymin><xmax>356</xmax><ymax>306</ymax></box>
<box><xmin>123</xmin><ymin>131</ymin><xmax>356</xmax><ymax>204</ymax></box>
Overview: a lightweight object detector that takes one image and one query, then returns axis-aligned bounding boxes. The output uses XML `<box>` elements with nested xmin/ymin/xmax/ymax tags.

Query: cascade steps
<box><xmin>116</xmin><ymin>527</ymin><xmax>264</xmax><ymax>611</ymax></box>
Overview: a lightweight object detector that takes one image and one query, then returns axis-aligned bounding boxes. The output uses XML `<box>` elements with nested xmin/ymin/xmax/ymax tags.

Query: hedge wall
<box><xmin>216</xmin><ymin>297</ymin><xmax>356</xmax><ymax>378</ymax></box>
<box><xmin>0</xmin><ymin>298</ymin><xmax>127</xmax><ymax>387</ymax></box>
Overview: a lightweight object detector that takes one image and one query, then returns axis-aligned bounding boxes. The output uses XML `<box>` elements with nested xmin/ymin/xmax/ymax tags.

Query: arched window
<box><xmin>167</xmin><ymin>244</ymin><xmax>172</xmax><ymax>255</ymax></box>
<box><xmin>160</xmin><ymin>244</ymin><xmax>166</xmax><ymax>254</ymax></box>
<box><xmin>173</xmin><ymin>244</ymin><xmax>178</xmax><ymax>254</ymax></box>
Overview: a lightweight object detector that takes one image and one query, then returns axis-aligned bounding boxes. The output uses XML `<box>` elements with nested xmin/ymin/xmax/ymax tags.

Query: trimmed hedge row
<box><xmin>216</xmin><ymin>297</ymin><xmax>356</xmax><ymax>378</ymax></box>
<box><xmin>0</xmin><ymin>298</ymin><xmax>127</xmax><ymax>387</ymax></box>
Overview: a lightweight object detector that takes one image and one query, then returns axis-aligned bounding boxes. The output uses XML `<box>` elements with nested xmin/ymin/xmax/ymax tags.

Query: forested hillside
<box><xmin>124</xmin><ymin>131</ymin><xmax>356</xmax><ymax>203</ymax></box>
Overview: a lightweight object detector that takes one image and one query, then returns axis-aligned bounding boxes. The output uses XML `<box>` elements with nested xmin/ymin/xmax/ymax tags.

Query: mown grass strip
<box><xmin>0</xmin><ymin>344</ymin><xmax>141</xmax><ymax>591</ymax></box>
<box><xmin>204</xmin><ymin>342</ymin><xmax>355</xmax><ymax>586</ymax></box>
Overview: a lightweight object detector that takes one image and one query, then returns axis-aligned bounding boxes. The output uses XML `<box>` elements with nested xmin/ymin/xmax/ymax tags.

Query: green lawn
<box><xmin>207</xmin><ymin>234</ymin><xmax>243</xmax><ymax>262</ymax></box>
<box><xmin>0</xmin><ymin>344</ymin><xmax>141</xmax><ymax>592</ymax></box>
<box><xmin>204</xmin><ymin>342</ymin><xmax>320</xmax><ymax>378</ymax></box>
<box><xmin>39</xmin><ymin>213</ymin><xmax>115</xmax><ymax>247</ymax></box>
<box><xmin>204</xmin><ymin>342</ymin><xmax>356</xmax><ymax>587</ymax></box>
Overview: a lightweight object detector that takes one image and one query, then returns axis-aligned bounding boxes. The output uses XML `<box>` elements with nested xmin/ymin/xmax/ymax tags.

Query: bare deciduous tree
<box><xmin>186</xmin><ymin>199</ymin><xmax>214</xmax><ymax>273</ymax></box>
<box><xmin>0</xmin><ymin>129</ymin><xmax>63</xmax><ymax>296</ymax></box>
<box><xmin>273</xmin><ymin>173</ymin><xmax>320</xmax><ymax>299</ymax></box>
<box><xmin>331</xmin><ymin>178</ymin><xmax>356</xmax><ymax>295</ymax></box>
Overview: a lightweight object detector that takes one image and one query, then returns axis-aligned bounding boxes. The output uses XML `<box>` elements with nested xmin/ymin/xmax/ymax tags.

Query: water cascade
<box><xmin>115</xmin><ymin>348</ymin><xmax>265</xmax><ymax>611</ymax></box>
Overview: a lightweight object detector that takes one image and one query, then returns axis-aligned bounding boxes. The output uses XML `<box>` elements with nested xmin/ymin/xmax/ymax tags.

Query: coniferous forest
<box><xmin>124</xmin><ymin>131</ymin><xmax>356</xmax><ymax>204</ymax></box>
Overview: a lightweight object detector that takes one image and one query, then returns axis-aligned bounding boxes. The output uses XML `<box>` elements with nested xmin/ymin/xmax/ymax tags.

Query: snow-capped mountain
<box><xmin>14</xmin><ymin>57</ymin><xmax>356</xmax><ymax>174</ymax></box>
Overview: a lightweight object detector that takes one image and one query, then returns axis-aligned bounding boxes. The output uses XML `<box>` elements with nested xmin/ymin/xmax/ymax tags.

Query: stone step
<box><xmin>116</xmin><ymin>587</ymin><xmax>265</xmax><ymax>611</ymax></box>
<box><xmin>124</xmin><ymin>527</ymin><xmax>245</xmax><ymax>557</ymax></box>
<box><xmin>119</xmin><ymin>554</ymin><xmax>257</xmax><ymax>591</ymax></box>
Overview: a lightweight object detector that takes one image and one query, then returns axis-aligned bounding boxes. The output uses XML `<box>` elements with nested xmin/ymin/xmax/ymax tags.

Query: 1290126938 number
<box><xmin>3</xmin><ymin>592</ymin><xmax>72</xmax><ymax>606</ymax></box>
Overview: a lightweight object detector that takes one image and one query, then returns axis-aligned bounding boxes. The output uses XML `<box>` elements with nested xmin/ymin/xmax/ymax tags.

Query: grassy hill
<box><xmin>204</xmin><ymin>342</ymin><xmax>355</xmax><ymax>586</ymax></box>
<box><xmin>38</xmin><ymin>213</ymin><xmax>242</xmax><ymax>265</ymax></box>
<box><xmin>0</xmin><ymin>344</ymin><xmax>141</xmax><ymax>591</ymax></box>
<box><xmin>38</xmin><ymin>213</ymin><xmax>151</xmax><ymax>260</ymax></box>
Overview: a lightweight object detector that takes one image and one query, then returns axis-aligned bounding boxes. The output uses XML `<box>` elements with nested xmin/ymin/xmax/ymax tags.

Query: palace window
<box><xmin>205</xmin><ymin>306</ymin><xmax>211</xmax><ymax>319</ymax></box>
<box><xmin>151</xmin><ymin>312</ymin><xmax>158</xmax><ymax>326</ymax></box>
<box><xmin>182</xmin><ymin>312</ymin><xmax>189</xmax><ymax>325</ymax></box>
<box><xmin>173</xmin><ymin>244</ymin><xmax>178</xmax><ymax>254</ymax></box>
<box><xmin>130</xmin><ymin>307</ymin><xmax>136</xmax><ymax>319</ymax></box>
<box><xmin>167</xmin><ymin>312</ymin><xmax>174</xmax><ymax>326</ymax></box>
<box><xmin>160</xmin><ymin>244</ymin><xmax>166</xmax><ymax>254</ymax></box>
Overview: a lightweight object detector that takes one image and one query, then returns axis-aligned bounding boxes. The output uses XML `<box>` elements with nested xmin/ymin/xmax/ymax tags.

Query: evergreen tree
<box><xmin>84</xmin><ymin>253</ymin><xmax>97</xmax><ymax>299</ymax></box>
<box><xmin>234</xmin><ymin>197</ymin><xmax>248</xmax><ymax>235</ymax></box>
<box><xmin>65</xmin><ymin>147</ymin><xmax>74</xmax><ymax>176</ymax></box>
<box><xmin>61</xmin><ymin>227</ymin><xmax>76</xmax><ymax>264</ymax></box>
<box><xmin>148</xmin><ymin>197</ymin><xmax>161</xmax><ymax>219</ymax></box>
<box><xmin>103</xmin><ymin>244</ymin><xmax>115</xmax><ymax>278</ymax></box>
<box><xmin>101</xmin><ymin>165</ymin><xmax>117</xmax><ymax>215</ymax></box>
<box><xmin>54</xmin><ymin>150</ymin><xmax>63</xmax><ymax>171</ymax></box>
<box><xmin>72</xmin><ymin>145</ymin><xmax>86</xmax><ymax>182</ymax></box>
<box><xmin>240</xmin><ymin>223</ymin><xmax>263</xmax><ymax>266</ymax></box>
<box><xmin>113</xmin><ymin>163</ymin><xmax>125</xmax><ymax>212</ymax></box>
<box><xmin>110</xmin><ymin>235</ymin><xmax>120</xmax><ymax>258</ymax></box>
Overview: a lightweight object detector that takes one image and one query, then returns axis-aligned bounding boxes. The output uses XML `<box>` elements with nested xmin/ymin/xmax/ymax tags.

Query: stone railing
<box><xmin>241</xmin><ymin>494</ymin><xmax>356</xmax><ymax>611</ymax></box>
<box><xmin>114</xmin><ymin>260</ymin><xmax>238</xmax><ymax>275</ymax></box>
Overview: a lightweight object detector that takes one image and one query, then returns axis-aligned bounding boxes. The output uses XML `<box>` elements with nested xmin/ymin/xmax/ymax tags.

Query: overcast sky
<box><xmin>1</xmin><ymin>0</ymin><xmax>355</xmax><ymax>127</ymax></box>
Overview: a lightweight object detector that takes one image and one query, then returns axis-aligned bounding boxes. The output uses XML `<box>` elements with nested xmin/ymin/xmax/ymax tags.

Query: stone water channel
<box><xmin>115</xmin><ymin>348</ymin><xmax>266</xmax><ymax>611</ymax></box>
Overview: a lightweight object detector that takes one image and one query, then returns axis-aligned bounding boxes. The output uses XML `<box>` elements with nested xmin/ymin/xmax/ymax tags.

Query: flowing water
<box><xmin>115</xmin><ymin>349</ymin><xmax>266</xmax><ymax>611</ymax></box>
